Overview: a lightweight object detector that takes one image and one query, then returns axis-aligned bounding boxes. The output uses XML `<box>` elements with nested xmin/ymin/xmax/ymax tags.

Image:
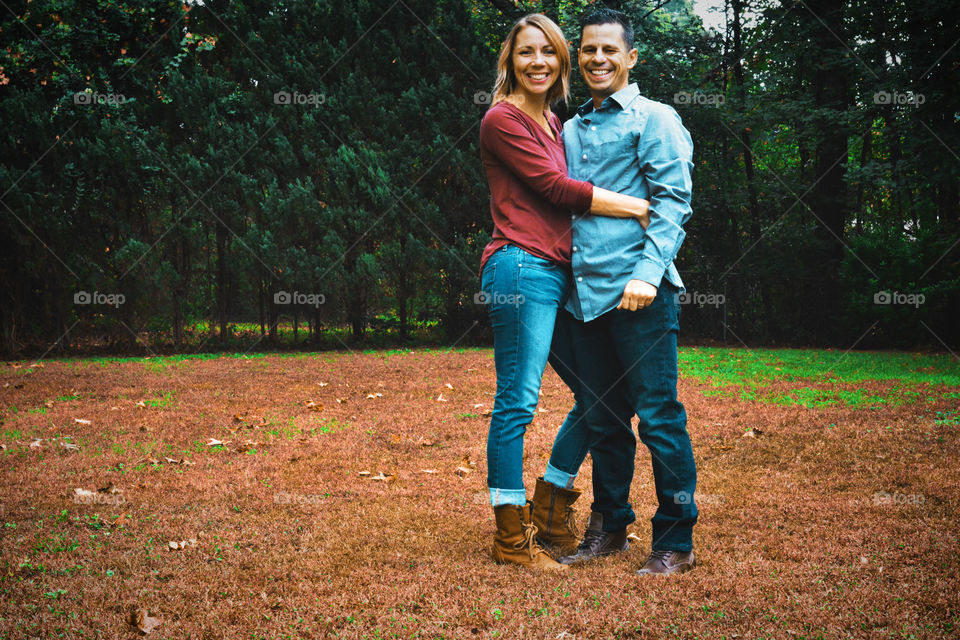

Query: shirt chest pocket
<box><xmin>584</xmin><ymin>128</ymin><xmax>636</xmax><ymax>190</ymax></box>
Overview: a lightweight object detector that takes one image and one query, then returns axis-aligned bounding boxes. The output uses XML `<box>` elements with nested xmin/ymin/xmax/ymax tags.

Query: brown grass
<box><xmin>0</xmin><ymin>350</ymin><xmax>957</xmax><ymax>639</ymax></box>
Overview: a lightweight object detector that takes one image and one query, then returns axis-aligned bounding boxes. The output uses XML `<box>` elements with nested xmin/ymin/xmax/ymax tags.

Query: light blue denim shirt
<box><xmin>564</xmin><ymin>83</ymin><xmax>694</xmax><ymax>322</ymax></box>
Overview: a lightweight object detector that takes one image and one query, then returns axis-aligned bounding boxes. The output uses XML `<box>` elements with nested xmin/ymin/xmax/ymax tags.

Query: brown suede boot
<box><xmin>492</xmin><ymin>503</ymin><xmax>569</xmax><ymax>571</ymax></box>
<box><xmin>530</xmin><ymin>477</ymin><xmax>581</xmax><ymax>557</ymax></box>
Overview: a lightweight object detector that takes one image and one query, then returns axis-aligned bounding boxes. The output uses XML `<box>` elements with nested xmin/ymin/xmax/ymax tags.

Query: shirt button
<box><xmin>577</xmin><ymin>277</ymin><xmax>583</xmax><ymax>282</ymax></box>
<box><xmin>591</xmin><ymin>126</ymin><xmax>596</xmax><ymax>131</ymax></box>
<box><xmin>572</xmin><ymin>246</ymin><xmax>579</xmax><ymax>252</ymax></box>
<box><xmin>581</xmin><ymin>154</ymin><xmax>587</xmax><ymax>160</ymax></box>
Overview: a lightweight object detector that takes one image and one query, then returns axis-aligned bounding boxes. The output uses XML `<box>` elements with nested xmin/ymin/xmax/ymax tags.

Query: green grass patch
<box><xmin>679</xmin><ymin>347</ymin><xmax>960</xmax><ymax>408</ymax></box>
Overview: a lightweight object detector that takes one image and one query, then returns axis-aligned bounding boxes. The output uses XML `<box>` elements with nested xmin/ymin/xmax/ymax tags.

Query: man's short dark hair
<box><xmin>579</xmin><ymin>8</ymin><xmax>634</xmax><ymax>50</ymax></box>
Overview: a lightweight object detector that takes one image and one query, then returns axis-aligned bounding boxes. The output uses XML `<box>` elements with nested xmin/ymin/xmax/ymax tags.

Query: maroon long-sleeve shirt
<box><xmin>479</xmin><ymin>101</ymin><xmax>593</xmax><ymax>274</ymax></box>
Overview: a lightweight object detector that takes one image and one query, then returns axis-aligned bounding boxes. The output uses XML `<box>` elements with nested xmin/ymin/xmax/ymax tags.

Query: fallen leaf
<box><xmin>128</xmin><ymin>607</ymin><xmax>162</xmax><ymax>634</ymax></box>
<box><xmin>455</xmin><ymin>466</ymin><xmax>472</xmax><ymax>477</ymax></box>
<box><xmin>318</xmin><ymin>382</ymin><xmax>329</xmax><ymax>387</ymax></box>
<box><xmin>358</xmin><ymin>470</ymin><xmax>372</xmax><ymax>477</ymax></box>
<box><xmin>304</xmin><ymin>400</ymin><xmax>323</xmax><ymax>412</ymax></box>
<box><xmin>445</xmin><ymin>383</ymin><xmax>454</xmax><ymax>390</ymax></box>
<box><xmin>421</xmin><ymin>469</ymin><xmax>439</xmax><ymax>474</ymax></box>
<box><xmin>61</xmin><ymin>441</ymin><xmax>80</xmax><ymax>451</ymax></box>
<box><xmin>29</xmin><ymin>438</ymin><xmax>43</xmax><ymax>449</ymax></box>
<box><xmin>419</xmin><ymin>439</ymin><xmax>435</xmax><ymax>447</ymax></box>
<box><xmin>98</xmin><ymin>483</ymin><xmax>122</xmax><ymax>494</ymax></box>
<box><xmin>135</xmin><ymin>401</ymin><xmax>146</xmax><ymax>408</ymax></box>
<box><xmin>473</xmin><ymin>403</ymin><xmax>484</xmax><ymax>409</ymax></box>
<box><xmin>336</xmin><ymin>397</ymin><xmax>347</xmax><ymax>404</ymax></box>
<box><xmin>365</xmin><ymin>392</ymin><xmax>383</xmax><ymax>399</ymax></box>
<box><xmin>44</xmin><ymin>400</ymin><xmax>54</xmax><ymax>408</ymax></box>
<box><xmin>436</xmin><ymin>393</ymin><xmax>447</xmax><ymax>402</ymax></box>
<box><xmin>236</xmin><ymin>440</ymin><xmax>261</xmax><ymax>453</ymax></box>
<box><xmin>74</xmin><ymin>418</ymin><xmax>91</xmax><ymax>425</ymax></box>
<box><xmin>168</xmin><ymin>539</ymin><xmax>197</xmax><ymax>550</ymax></box>
<box><xmin>461</xmin><ymin>455</ymin><xmax>476</xmax><ymax>468</ymax></box>
<box><xmin>369</xmin><ymin>471</ymin><xmax>395</xmax><ymax>483</ymax></box>
<box><xmin>206</xmin><ymin>438</ymin><xmax>224</xmax><ymax>446</ymax></box>
<box><xmin>627</xmin><ymin>532</ymin><xmax>643</xmax><ymax>543</ymax></box>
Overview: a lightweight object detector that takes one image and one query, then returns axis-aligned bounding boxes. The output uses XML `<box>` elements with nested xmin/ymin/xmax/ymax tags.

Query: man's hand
<box><xmin>618</xmin><ymin>279</ymin><xmax>657</xmax><ymax>311</ymax></box>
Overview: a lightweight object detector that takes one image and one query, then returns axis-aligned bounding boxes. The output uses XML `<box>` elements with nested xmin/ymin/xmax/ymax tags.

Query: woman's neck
<box><xmin>508</xmin><ymin>92</ymin><xmax>548</xmax><ymax>122</ymax></box>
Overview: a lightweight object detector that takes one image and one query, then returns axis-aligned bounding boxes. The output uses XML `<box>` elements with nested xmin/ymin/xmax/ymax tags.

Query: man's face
<box><xmin>578</xmin><ymin>23</ymin><xmax>638</xmax><ymax>101</ymax></box>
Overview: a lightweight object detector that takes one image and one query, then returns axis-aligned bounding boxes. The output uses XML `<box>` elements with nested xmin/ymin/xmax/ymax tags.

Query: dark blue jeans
<box><xmin>547</xmin><ymin>282</ymin><xmax>698</xmax><ymax>551</ymax></box>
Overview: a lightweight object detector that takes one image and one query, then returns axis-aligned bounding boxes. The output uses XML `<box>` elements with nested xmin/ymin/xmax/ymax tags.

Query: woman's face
<box><xmin>510</xmin><ymin>25</ymin><xmax>558</xmax><ymax>103</ymax></box>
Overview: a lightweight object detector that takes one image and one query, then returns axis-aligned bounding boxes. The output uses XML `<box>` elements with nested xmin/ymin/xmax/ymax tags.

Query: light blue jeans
<box><xmin>482</xmin><ymin>244</ymin><xmax>573</xmax><ymax>506</ymax></box>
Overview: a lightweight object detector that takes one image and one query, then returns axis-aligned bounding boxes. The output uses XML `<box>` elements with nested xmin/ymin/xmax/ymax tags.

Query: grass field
<box><xmin>1</xmin><ymin>347</ymin><xmax>957</xmax><ymax>638</ymax></box>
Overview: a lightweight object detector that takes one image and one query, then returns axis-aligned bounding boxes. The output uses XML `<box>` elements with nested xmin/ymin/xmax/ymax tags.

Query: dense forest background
<box><xmin>1</xmin><ymin>0</ymin><xmax>957</xmax><ymax>356</ymax></box>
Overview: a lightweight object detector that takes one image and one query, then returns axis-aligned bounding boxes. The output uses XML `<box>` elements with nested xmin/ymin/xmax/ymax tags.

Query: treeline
<box><xmin>1</xmin><ymin>0</ymin><xmax>956</xmax><ymax>356</ymax></box>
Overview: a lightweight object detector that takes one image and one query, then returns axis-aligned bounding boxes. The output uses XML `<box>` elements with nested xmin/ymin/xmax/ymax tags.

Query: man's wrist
<box><xmin>630</xmin><ymin>258</ymin><xmax>665</xmax><ymax>290</ymax></box>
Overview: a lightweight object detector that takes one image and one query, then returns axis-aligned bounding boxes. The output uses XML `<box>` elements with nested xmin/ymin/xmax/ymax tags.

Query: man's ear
<box><xmin>627</xmin><ymin>48</ymin><xmax>638</xmax><ymax>69</ymax></box>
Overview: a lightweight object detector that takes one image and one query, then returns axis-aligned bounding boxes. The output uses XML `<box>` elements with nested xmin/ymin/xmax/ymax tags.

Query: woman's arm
<box><xmin>590</xmin><ymin>187</ymin><xmax>650</xmax><ymax>229</ymax></box>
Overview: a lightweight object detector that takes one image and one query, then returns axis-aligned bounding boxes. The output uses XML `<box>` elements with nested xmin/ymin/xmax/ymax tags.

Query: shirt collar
<box><xmin>576</xmin><ymin>83</ymin><xmax>641</xmax><ymax>117</ymax></box>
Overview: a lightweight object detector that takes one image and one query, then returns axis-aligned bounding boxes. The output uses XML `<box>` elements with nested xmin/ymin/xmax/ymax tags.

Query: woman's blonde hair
<box><xmin>491</xmin><ymin>14</ymin><xmax>571</xmax><ymax>107</ymax></box>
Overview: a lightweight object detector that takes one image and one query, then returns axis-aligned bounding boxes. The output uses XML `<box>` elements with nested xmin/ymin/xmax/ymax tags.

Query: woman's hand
<box><xmin>636</xmin><ymin>199</ymin><xmax>650</xmax><ymax>229</ymax></box>
<box><xmin>589</xmin><ymin>188</ymin><xmax>651</xmax><ymax>228</ymax></box>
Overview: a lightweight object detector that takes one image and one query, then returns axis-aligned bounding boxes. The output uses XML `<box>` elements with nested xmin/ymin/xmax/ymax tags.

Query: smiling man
<box><xmin>541</xmin><ymin>8</ymin><xmax>699</xmax><ymax>576</ymax></box>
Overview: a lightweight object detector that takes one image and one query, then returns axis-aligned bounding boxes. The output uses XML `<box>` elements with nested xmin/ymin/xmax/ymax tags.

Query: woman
<box><xmin>479</xmin><ymin>13</ymin><xmax>650</xmax><ymax>571</ymax></box>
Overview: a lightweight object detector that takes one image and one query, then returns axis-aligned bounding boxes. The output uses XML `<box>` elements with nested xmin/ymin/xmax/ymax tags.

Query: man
<box><xmin>537</xmin><ymin>8</ymin><xmax>698</xmax><ymax>576</ymax></box>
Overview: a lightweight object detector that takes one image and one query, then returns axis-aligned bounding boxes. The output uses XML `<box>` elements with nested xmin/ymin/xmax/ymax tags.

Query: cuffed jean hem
<box><xmin>543</xmin><ymin>462</ymin><xmax>577</xmax><ymax>490</ymax></box>
<box><xmin>489</xmin><ymin>488</ymin><xmax>527</xmax><ymax>507</ymax></box>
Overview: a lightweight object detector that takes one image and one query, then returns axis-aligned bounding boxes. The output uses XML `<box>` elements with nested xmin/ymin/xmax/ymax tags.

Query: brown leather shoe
<box><xmin>636</xmin><ymin>549</ymin><xmax>695</xmax><ymax>576</ymax></box>
<box><xmin>530</xmin><ymin>477</ymin><xmax>581</xmax><ymax>557</ymax></box>
<box><xmin>492</xmin><ymin>503</ymin><xmax>569</xmax><ymax>572</ymax></box>
<box><xmin>557</xmin><ymin>512</ymin><xmax>629</xmax><ymax>565</ymax></box>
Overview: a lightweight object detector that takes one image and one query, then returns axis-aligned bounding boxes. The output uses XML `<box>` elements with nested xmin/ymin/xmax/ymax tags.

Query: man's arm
<box><xmin>618</xmin><ymin>105</ymin><xmax>694</xmax><ymax>310</ymax></box>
